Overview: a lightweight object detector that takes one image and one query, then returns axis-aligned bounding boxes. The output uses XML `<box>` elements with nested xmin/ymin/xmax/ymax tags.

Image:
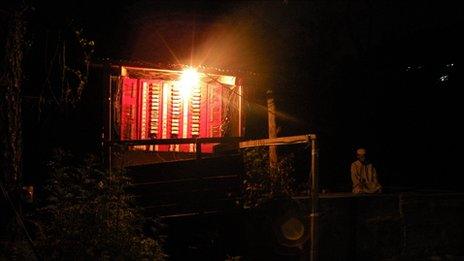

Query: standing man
<box><xmin>351</xmin><ymin>148</ymin><xmax>382</xmax><ymax>193</ymax></box>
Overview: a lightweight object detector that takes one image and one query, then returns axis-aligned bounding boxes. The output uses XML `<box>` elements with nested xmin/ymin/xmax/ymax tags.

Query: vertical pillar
<box><xmin>102</xmin><ymin>62</ymin><xmax>112</xmax><ymax>179</ymax></box>
<box><xmin>309</xmin><ymin>135</ymin><xmax>319</xmax><ymax>261</ymax></box>
<box><xmin>267</xmin><ymin>90</ymin><xmax>277</xmax><ymax>172</ymax></box>
<box><xmin>195</xmin><ymin>139</ymin><xmax>203</xmax><ymax>214</ymax></box>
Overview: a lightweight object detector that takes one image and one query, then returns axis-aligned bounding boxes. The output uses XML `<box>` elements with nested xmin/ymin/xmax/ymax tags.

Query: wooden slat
<box><xmin>238</xmin><ymin>134</ymin><xmax>313</xmax><ymax>148</ymax></box>
<box><xmin>127</xmin><ymin>154</ymin><xmax>242</xmax><ymax>181</ymax></box>
<box><xmin>133</xmin><ymin>187</ymin><xmax>240</xmax><ymax>207</ymax></box>
<box><xmin>116</xmin><ymin>137</ymin><xmax>242</xmax><ymax>146</ymax></box>
<box><xmin>124</xmin><ymin>153</ymin><xmax>243</xmax><ymax>216</ymax></box>
<box><xmin>129</xmin><ymin>176</ymin><xmax>239</xmax><ymax>195</ymax></box>
<box><xmin>116</xmin><ymin>134</ymin><xmax>314</xmax><ymax>148</ymax></box>
<box><xmin>143</xmin><ymin>198</ymin><xmax>239</xmax><ymax>217</ymax></box>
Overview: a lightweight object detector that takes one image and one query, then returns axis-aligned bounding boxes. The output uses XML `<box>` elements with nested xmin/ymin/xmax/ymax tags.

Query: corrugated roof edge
<box><xmin>91</xmin><ymin>58</ymin><xmax>260</xmax><ymax>78</ymax></box>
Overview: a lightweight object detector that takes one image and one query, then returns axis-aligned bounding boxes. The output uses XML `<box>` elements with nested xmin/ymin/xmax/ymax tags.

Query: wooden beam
<box><xmin>116</xmin><ymin>134</ymin><xmax>315</xmax><ymax>148</ymax></box>
<box><xmin>116</xmin><ymin>137</ymin><xmax>242</xmax><ymax>146</ymax></box>
<box><xmin>238</xmin><ymin>135</ymin><xmax>311</xmax><ymax>149</ymax></box>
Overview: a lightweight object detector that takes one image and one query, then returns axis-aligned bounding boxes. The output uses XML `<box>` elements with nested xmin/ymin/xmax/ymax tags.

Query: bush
<box><xmin>33</xmin><ymin>150</ymin><xmax>165</xmax><ymax>260</ymax></box>
<box><xmin>241</xmin><ymin>147</ymin><xmax>295</xmax><ymax>208</ymax></box>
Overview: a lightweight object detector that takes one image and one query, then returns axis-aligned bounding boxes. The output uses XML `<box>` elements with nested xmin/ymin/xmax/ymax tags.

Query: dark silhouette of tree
<box><xmin>1</xmin><ymin>3</ymin><xmax>166</xmax><ymax>259</ymax></box>
<box><xmin>0</xmin><ymin>5</ymin><xmax>27</xmax><ymax>194</ymax></box>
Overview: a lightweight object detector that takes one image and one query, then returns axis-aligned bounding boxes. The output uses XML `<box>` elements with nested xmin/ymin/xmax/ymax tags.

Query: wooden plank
<box><xmin>133</xmin><ymin>187</ymin><xmax>240</xmax><ymax>207</ymax></box>
<box><xmin>128</xmin><ymin>176</ymin><xmax>239</xmax><ymax>196</ymax></box>
<box><xmin>238</xmin><ymin>134</ymin><xmax>311</xmax><ymax>148</ymax></box>
<box><xmin>121</xmin><ymin>151</ymin><xmax>197</xmax><ymax>166</ymax></box>
<box><xmin>126</xmin><ymin>154</ymin><xmax>243</xmax><ymax>183</ymax></box>
<box><xmin>143</xmin><ymin>198</ymin><xmax>239</xmax><ymax>217</ymax></box>
<box><xmin>125</xmin><ymin>153</ymin><xmax>243</xmax><ymax>216</ymax></box>
<box><xmin>116</xmin><ymin>136</ymin><xmax>242</xmax><ymax>146</ymax></box>
<box><xmin>116</xmin><ymin>135</ymin><xmax>314</xmax><ymax>147</ymax></box>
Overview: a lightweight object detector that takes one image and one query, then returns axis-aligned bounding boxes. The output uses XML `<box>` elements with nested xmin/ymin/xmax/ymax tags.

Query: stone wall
<box><xmin>314</xmin><ymin>193</ymin><xmax>464</xmax><ymax>260</ymax></box>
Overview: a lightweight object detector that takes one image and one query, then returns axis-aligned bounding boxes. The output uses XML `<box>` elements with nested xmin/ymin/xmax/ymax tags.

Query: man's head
<box><xmin>356</xmin><ymin>148</ymin><xmax>367</xmax><ymax>163</ymax></box>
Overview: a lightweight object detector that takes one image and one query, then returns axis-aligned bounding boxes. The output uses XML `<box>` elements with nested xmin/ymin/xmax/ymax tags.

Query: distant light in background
<box><xmin>438</xmin><ymin>63</ymin><xmax>454</xmax><ymax>86</ymax></box>
<box><xmin>405</xmin><ymin>64</ymin><xmax>424</xmax><ymax>72</ymax></box>
<box><xmin>439</xmin><ymin>75</ymin><xmax>449</xmax><ymax>83</ymax></box>
<box><xmin>179</xmin><ymin>67</ymin><xmax>201</xmax><ymax>99</ymax></box>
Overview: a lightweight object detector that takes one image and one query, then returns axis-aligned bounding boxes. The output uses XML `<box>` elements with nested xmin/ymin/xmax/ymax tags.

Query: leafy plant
<box><xmin>241</xmin><ymin>147</ymin><xmax>295</xmax><ymax>208</ymax></box>
<box><xmin>33</xmin><ymin>150</ymin><xmax>165</xmax><ymax>260</ymax></box>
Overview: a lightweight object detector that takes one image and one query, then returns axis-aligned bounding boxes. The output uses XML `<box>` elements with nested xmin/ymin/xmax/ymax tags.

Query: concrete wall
<box><xmin>314</xmin><ymin>193</ymin><xmax>464</xmax><ymax>260</ymax></box>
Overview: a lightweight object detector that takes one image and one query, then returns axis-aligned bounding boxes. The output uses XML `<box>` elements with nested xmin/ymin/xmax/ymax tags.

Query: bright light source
<box><xmin>218</xmin><ymin>75</ymin><xmax>236</xmax><ymax>86</ymax></box>
<box><xmin>179</xmin><ymin>68</ymin><xmax>200</xmax><ymax>99</ymax></box>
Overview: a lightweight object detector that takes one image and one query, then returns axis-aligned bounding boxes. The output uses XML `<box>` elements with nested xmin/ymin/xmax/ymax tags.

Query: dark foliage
<box><xmin>0</xmin><ymin>5</ymin><xmax>27</xmax><ymax>194</ymax></box>
<box><xmin>241</xmin><ymin>147</ymin><xmax>295</xmax><ymax>208</ymax></box>
<box><xmin>30</xmin><ymin>150</ymin><xmax>165</xmax><ymax>260</ymax></box>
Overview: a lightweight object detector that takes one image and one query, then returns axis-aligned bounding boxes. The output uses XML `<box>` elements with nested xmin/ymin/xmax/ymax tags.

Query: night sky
<box><xmin>25</xmin><ymin>1</ymin><xmax>464</xmax><ymax>191</ymax></box>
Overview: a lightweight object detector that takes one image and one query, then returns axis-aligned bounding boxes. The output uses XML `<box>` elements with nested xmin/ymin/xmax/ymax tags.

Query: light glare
<box><xmin>179</xmin><ymin>68</ymin><xmax>200</xmax><ymax>99</ymax></box>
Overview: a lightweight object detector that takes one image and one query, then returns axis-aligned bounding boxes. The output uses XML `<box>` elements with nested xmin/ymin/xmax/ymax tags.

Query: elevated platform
<box><xmin>125</xmin><ymin>153</ymin><xmax>243</xmax><ymax>217</ymax></box>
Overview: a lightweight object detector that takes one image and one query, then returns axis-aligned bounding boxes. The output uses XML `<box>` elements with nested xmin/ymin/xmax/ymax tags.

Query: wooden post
<box><xmin>267</xmin><ymin>90</ymin><xmax>277</xmax><ymax>172</ymax></box>
<box><xmin>195</xmin><ymin>139</ymin><xmax>203</xmax><ymax>214</ymax></box>
<box><xmin>309</xmin><ymin>135</ymin><xmax>319</xmax><ymax>261</ymax></box>
<box><xmin>102</xmin><ymin>62</ymin><xmax>113</xmax><ymax>180</ymax></box>
<box><xmin>195</xmin><ymin>140</ymin><xmax>202</xmax><ymax>160</ymax></box>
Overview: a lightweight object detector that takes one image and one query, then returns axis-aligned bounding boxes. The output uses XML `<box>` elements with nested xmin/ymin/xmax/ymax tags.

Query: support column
<box><xmin>267</xmin><ymin>90</ymin><xmax>277</xmax><ymax>172</ymax></box>
<box><xmin>309</xmin><ymin>135</ymin><xmax>319</xmax><ymax>261</ymax></box>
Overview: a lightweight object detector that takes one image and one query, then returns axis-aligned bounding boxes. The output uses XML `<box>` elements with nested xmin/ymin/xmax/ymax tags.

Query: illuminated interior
<box><xmin>119</xmin><ymin>66</ymin><xmax>242</xmax><ymax>153</ymax></box>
